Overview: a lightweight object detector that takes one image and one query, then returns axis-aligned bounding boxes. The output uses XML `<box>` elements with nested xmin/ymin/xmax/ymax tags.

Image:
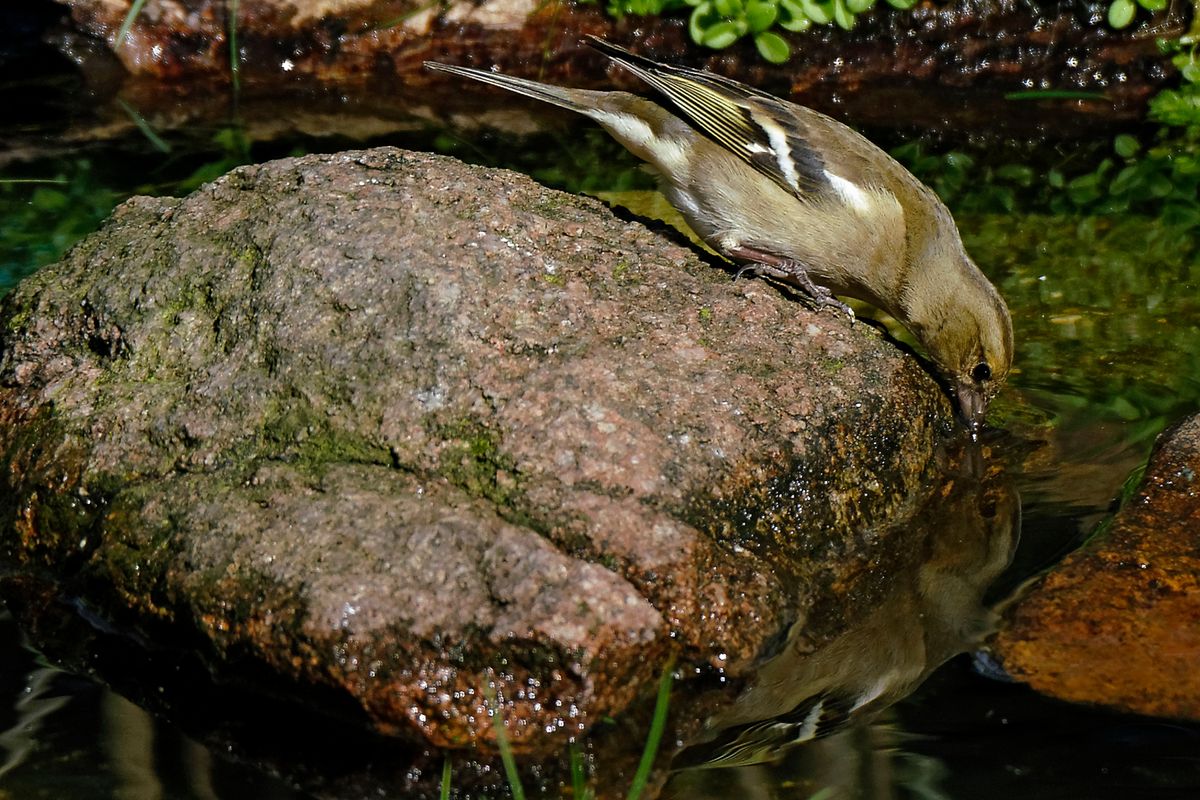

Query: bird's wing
<box><xmin>586</xmin><ymin>36</ymin><xmax>833</xmax><ymax>199</ymax></box>
<box><xmin>672</xmin><ymin>690</ymin><xmax>865</xmax><ymax>770</ymax></box>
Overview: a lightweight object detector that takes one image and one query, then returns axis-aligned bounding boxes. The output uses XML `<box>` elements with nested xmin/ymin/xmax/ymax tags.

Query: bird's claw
<box><xmin>727</xmin><ymin>248</ymin><xmax>854</xmax><ymax>322</ymax></box>
<box><xmin>734</xmin><ymin>264</ymin><xmax>763</xmax><ymax>281</ymax></box>
<box><xmin>740</xmin><ymin>260</ymin><xmax>854</xmax><ymax>322</ymax></box>
<box><xmin>825</xmin><ymin>297</ymin><xmax>855</xmax><ymax>321</ymax></box>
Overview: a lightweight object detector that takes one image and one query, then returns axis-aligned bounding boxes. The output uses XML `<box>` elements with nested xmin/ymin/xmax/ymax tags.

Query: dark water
<box><xmin>3</xmin><ymin>5</ymin><xmax>1200</xmax><ymax>798</ymax></box>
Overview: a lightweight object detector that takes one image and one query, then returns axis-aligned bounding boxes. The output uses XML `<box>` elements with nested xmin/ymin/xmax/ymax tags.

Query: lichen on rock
<box><xmin>0</xmin><ymin>146</ymin><xmax>960</xmax><ymax>753</ymax></box>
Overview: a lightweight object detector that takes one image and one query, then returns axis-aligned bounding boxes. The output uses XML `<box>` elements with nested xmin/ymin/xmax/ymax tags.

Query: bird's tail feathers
<box><xmin>584</xmin><ymin>36</ymin><xmax>669</xmax><ymax>76</ymax></box>
<box><xmin>424</xmin><ymin>62</ymin><xmax>592</xmax><ymax>115</ymax></box>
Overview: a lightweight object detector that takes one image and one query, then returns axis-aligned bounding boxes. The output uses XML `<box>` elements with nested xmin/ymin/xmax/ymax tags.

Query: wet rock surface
<box><xmin>50</xmin><ymin>0</ymin><xmax>1179</xmax><ymax>134</ymax></box>
<box><xmin>0</xmin><ymin>146</ymin><xmax>959</xmax><ymax>757</ymax></box>
<box><xmin>993</xmin><ymin>412</ymin><xmax>1200</xmax><ymax>720</ymax></box>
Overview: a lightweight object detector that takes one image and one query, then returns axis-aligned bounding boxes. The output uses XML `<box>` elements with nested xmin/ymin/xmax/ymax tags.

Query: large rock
<box><xmin>0</xmin><ymin>147</ymin><xmax>960</xmax><ymax>756</ymax></box>
<box><xmin>993</xmin><ymin>412</ymin><xmax>1200</xmax><ymax>720</ymax></box>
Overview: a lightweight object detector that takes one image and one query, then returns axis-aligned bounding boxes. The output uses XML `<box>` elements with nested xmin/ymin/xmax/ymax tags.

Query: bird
<box><xmin>425</xmin><ymin>37</ymin><xmax>1013</xmax><ymax>432</ymax></box>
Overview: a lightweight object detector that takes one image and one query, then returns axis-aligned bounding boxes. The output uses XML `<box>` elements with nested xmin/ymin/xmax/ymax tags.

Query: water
<box><xmin>3</xmin><ymin>7</ymin><xmax>1200</xmax><ymax>798</ymax></box>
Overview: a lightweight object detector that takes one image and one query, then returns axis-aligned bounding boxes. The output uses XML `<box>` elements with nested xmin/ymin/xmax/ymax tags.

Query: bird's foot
<box><xmin>732</xmin><ymin>254</ymin><xmax>854</xmax><ymax>321</ymax></box>
<box><xmin>786</xmin><ymin>268</ymin><xmax>855</xmax><ymax>320</ymax></box>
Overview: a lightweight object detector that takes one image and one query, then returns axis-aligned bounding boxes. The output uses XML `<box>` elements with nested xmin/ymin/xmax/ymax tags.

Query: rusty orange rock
<box><xmin>994</xmin><ymin>413</ymin><xmax>1200</xmax><ymax>720</ymax></box>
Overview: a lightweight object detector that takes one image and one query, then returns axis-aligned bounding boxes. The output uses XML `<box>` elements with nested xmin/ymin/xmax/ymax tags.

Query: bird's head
<box><xmin>912</xmin><ymin>262</ymin><xmax>1013</xmax><ymax>435</ymax></box>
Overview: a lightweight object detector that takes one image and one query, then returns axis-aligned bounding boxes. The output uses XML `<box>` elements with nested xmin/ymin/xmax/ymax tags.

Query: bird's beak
<box><xmin>955</xmin><ymin>381</ymin><xmax>988</xmax><ymax>437</ymax></box>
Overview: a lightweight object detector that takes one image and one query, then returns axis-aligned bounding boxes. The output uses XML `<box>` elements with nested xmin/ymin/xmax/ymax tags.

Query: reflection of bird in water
<box><xmin>0</xmin><ymin>664</ymin><xmax>70</xmax><ymax>782</ymax></box>
<box><xmin>679</xmin><ymin>688</ymin><xmax>866</xmax><ymax>770</ymax></box>
<box><xmin>103</xmin><ymin>690</ymin><xmax>220</xmax><ymax>800</ymax></box>
<box><xmin>671</xmin><ymin>459</ymin><xmax>1020</xmax><ymax>774</ymax></box>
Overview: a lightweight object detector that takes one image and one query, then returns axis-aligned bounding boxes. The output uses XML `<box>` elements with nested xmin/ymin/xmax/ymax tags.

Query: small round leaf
<box><xmin>1107</xmin><ymin>0</ymin><xmax>1136</xmax><ymax>29</ymax></box>
<box><xmin>703</xmin><ymin>20</ymin><xmax>743</xmax><ymax>48</ymax></box>
<box><xmin>833</xmin><ymin>0</ymin><xmax>856</xmax><ymax>29</ymax></box>
<box><xmin>995</xmin><ymin>164</ymin><xmax>1035</xmax><ymax>186</ymax></box>
<box><xmin>1147</xmin><ymin>174</ymin><xmax>1174</xmax><ymax>197</ymax></box>
<box><xmin>1113</xmin><ymin>133</ymin><xmax>1141</xmax><ymax>158</ymax></box>
<box><xmin>779</xmin><ymin>11</ymin><xmax>812</xmax><ymax>29</ymax></box>
<box><xmin>755</xmin><ymin>31</ymin><xmax>790</xmax><ymax>63</ymax></box>
<box><xmin>746</xmin><ymin>0</ymin><xmax>779</xmax><ymax>32</ymax></box>
<box><xmin>846</xmin><ymin>0</ymin><xmax>872</xmax><ymax>13</ymax></box>
<box><xmin>689</xmin><ymin>3</ymin><xmax>716</xmax><ymax>43</ymax></box>
<box><xmin>1108</xmin><ymin>163</ymin><xmax>1141</xmax><ymax>194</ymax></box>
<box><xmin>779</xmin><ymin>0</ymin><xmax>812</xmax><ymax>29</ymax></box>
<box><xmin>799</xmin><ymin>0</ymin><xmax>832</xmax><ymax>24</ymax></box>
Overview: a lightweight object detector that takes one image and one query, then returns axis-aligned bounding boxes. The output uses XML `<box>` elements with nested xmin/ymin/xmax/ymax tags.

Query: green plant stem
<box><xmin>115</xmin><ymin>0</ymin><xmax>149</xmax><ymax>51</ymax></box>
<box><xmin>626</xmin><ymin>656</ymin><xmax>675</xmax><ymax>800</ymax></box>
<box><xmin>116</xmin><ymin>99</ymin><xmax>172</xmax><ymax>153</ymax></box>
<box><xmin>570</xmin><ymin>742</ymin><xmax>591</xmax><ymax>799</ymax></box>
<box><xmin>440</xmin><ymin>757</ymin><xmax>452</xmax><ymax>800</ymax></box>
<box><xmin>1004</xmin><ymin>89</ymin><xmax>1110</xmax><ymax>101</ymax></box>
<box><xmin>487</xmin><ymin>686</ymin><xmax>527</xmax><ymax>800</ymax></box>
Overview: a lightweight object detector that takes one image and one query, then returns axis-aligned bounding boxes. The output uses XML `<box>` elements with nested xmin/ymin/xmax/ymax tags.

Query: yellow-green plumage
<box><xmin>426</xmin><ymin>38</ymin><xmax>1013</xmax><ymax>431</ymax></box>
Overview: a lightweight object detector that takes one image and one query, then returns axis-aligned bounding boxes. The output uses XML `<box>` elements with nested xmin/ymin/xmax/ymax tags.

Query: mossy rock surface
<box><xmin>0</xmin><ymin>147</ymin><xmax>958</xmax><ymax>753</ymax></box>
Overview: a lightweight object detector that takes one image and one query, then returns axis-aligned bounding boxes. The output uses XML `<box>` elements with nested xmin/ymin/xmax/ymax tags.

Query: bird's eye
<box><xmin>971</xmin><ymin>362</ymin><xmax>992</xmax><ymax>383</ymax></box>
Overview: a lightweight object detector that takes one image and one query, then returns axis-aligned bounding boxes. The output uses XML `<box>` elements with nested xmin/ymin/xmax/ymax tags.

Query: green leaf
<box><xmin>702</xmin><ymin>20</ymin><xmax>743</xmax><ymax>48</ymax></box>
<box><xmin>713</xmin><ymin>0</ymin><xmax>744</xmax><ymax>16</ymax></box>
<box><xmin>1147</xmin><ymin>174</ymin><xmax>1174</xmax><ymax>197</ymax></box>
<box><xmin>1137</xmin><ymin>0</ymin><xmax>1167</xmax><ymax>10</ymax></box>
<box><xmin>31</xmin><ymin>188</ymin><xmax>68</xmax><ymax>212</ymax></box>
<box><xmin>1182</xmin><ymin>62</ymin><xmax>1200</xmax><ymax>83</ymax></box>
<box><xmin>798</xmin><ymin>0</ymin><xmax>832</xmax><ymax>24</ymax></box>
<box><xmin>944</xmin><ymin>151</ymin><xmax>975</xmax><ymax>170</ymax></box>
<box><xmin>1113</xmin><ymin>133</ymin><xmax>1141</xmax><ymax>158</ymax></box>
<box><xmin>1067</xmin><ymin>172</ymin><xmax>1103</xmax><ymax>204</ymax></box>
<box><xmin>885</xmin><ymin>0</ymin><xmax>916</xmax><ymax>8</ymax></box>
<box><xmin>833</xmin><ymin>0</ymin><xmax>855</xmax><ymax>29</ymax></box>
<box><xmin>1047</xmin><ymin>168</ymin><xmax>1065</xmax><ymax>188</ymax></box>
<box><xmin>689</xmin><ymin>3</ymin><xmax>715</xmax><ymax>42</ymax></box>
<box><xmin>1109</xmin><ymin>164</ymin><xmax>1142</xmax><ymax>195</ymax></box>
<box><xmin>1148</xmin><ymin>88</ymin><xmax>1200</xmax><ymax>126</ymax></box>
<box><xmin>846</xmin><ymin>0</ymin><xmax>872</xmax><ymax>12</ymax></box>
<box><xmin>995</xmin><ymin>164</ymin><xmax>1035</xmax><ymax>185</ymax></box>
<box><xmin>1107</xmin><ymin>0</ymin><xmax>1136</xmax><ymax>29</ymax></box>
<box><xmin>755</xmin><ymin>31</ymin><xmax>790</xmax><ymax>63</ymax></box>
<box><xmin>746</xmin><ymin>0</ymin><xmax>778</xmax><ymax>31</ymax></box>
<box><xmin>778</xmin><ymin>0</ymin><xmax>812</xmax><ymax>30</ymax></box>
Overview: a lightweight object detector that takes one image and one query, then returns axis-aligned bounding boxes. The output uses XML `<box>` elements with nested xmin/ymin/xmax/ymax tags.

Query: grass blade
<box><xmin>116</xmin><ymin>99</ymin><xmax>171</xmax><ymax>153</ymax></box>
<box><xmin>570</xmin><ymin>742</ymin><xmax>590</xmax><ymax>799</ymax></box>
<box><xmin>1003</xmin><ymin>89</ymin><xmax>1110</xmax><ymax>102</ymax></box>
<box><xmin>440</xmin><ymin>756</ymin><xmax>452</xmax><ymax>800</ymax></box>
<box><xmin>114</xmin><ymin>0</ymin><xmax>149</xmax><ymax>51</ymax></box>
<box><xmin>626</xmin><ymin>656</ymin><xmax>675</xmax><ymax>800</ymax></box>
<box><xmin>486</xmin><ymin>686</ymin><xmax>526</xmax><ymax>800</ymax></box>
